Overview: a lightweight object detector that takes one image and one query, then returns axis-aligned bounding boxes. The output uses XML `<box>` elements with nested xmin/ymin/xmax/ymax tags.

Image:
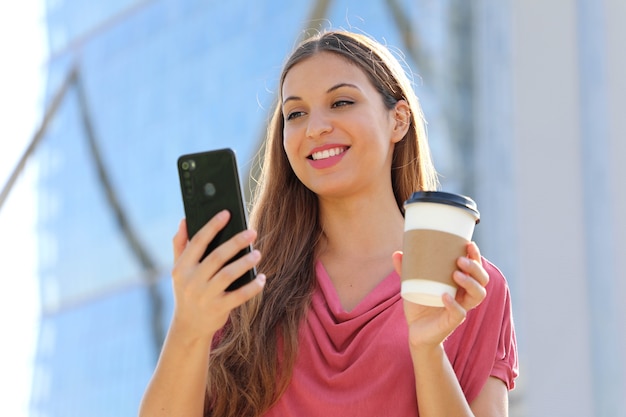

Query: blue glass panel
<box><xmin>31</xmin><ymin>276</ymin><xmax>168</xmax><ymax>416</ymax></box>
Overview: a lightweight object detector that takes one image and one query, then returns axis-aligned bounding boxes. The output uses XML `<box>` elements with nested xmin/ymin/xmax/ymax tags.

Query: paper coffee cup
<box><xmin>401</xmin><ymin>191</ymin><xmax>480</xmax><ymax>307</ymax></box>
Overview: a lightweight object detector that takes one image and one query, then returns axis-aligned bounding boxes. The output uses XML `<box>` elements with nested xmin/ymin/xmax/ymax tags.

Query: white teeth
<box><xmin>311</xmin><ymin>147</ymin><xmax>345</xmax><ymax>160</ymax></box>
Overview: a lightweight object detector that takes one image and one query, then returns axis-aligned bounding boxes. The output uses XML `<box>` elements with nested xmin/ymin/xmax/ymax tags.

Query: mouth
<box><xmin>308</xmin><ymin>146</ymin><xmax>349</xmax><ymax>161</ymax></box>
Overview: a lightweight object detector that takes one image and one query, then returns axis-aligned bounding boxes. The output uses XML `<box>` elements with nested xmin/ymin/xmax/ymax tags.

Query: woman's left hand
<box><xmin>392</xmin><ymin>242</ymin><xmax>489</xmax><ymax>349</ymax></box>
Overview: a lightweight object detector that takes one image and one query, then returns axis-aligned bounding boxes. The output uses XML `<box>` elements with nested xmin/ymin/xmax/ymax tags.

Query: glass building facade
<box><xmin>31</xmin><ymin>1</ymin><xmax>480</xmax><ymax>415</ymax></box>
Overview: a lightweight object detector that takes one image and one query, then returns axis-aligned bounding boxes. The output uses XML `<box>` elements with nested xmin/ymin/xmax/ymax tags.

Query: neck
<box><xmin>317</xmin><ymin>188</ymin><xmax>405</xmax><ymax>262</ymax></box>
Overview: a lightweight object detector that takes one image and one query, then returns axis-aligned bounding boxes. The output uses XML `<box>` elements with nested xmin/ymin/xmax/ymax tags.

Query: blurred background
<box><xmin>1</xmin><ymin>0</ymin><xmax>624</xmax><ymax>416</ymax></box>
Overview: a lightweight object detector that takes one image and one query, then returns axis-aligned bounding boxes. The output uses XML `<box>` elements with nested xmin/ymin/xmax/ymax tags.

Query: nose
<box><xmin>305</xmin><ymin>109</ymin><xmax>332</xmax><ymax>139</ymax></box>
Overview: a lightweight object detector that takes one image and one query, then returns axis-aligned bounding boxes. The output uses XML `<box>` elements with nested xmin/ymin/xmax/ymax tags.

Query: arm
<box><xmin>393</xmin><ymin>242</ymin><xmax>507</xmax><ymax>417</ymax></box>
<box><xmin>139</xmin><ymin>212</ymin><xmax>266</xmax><ymax>417</ymax></box>
<box><xmin>410</xmin><ymin>345</ymin><xmax>508</xmax><ymax>417</ymax></box>
<box><xmin>471</xmin><ymin>377</ymin><xmax>509</xmax><ymax>417</ymax></box>
<box><xmin>139</xmin><ymin>321</ymin><xmax>214</xmax><ymax>417</ymax></box>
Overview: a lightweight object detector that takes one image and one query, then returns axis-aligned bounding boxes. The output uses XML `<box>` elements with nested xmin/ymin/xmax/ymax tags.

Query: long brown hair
<box><xmin>206</xmin><ymin>30</ymin><xmax>438</xmax><ymax>417</ymax></box>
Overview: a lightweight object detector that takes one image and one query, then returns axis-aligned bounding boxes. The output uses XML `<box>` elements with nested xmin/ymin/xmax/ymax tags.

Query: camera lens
<box><xmin>204</xmin><ymin>182</ymin><xmax>216</xmax><ymax>197</ymax></box>
<box><xmin>181</xmin><ymin>160</ymin><xmax>196</xmax><ymax>171</ymax></box>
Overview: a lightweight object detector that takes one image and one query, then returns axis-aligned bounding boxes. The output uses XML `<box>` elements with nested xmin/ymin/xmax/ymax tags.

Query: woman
<box><xmin>140</xmin><ymin>30</ymin><xmax>518</xmax><ymax>417</ymax></box>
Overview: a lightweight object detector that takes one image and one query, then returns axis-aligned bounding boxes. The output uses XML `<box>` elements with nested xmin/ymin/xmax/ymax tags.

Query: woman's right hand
<box><xmin>170</xmin><ymin>210</ymin><xmax>266</xmax><ymax>341</ymax></box>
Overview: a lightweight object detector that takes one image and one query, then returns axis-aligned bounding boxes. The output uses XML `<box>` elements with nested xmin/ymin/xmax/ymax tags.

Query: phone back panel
<box><xmin>177</xmin><ymin>148</ymin><xmax>254</xmax><ymax>290</ymax></box>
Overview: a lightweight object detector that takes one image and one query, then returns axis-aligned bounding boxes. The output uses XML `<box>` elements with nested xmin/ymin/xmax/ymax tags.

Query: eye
<box><xmin>332</xmin><ymin>100</ymin><xmax>354</xmax><ymax>108</ymax></box>
<box><xmin>286</xmin><ymin>110</ymin><xmax>306</xmax><ymax>121</ymax></box>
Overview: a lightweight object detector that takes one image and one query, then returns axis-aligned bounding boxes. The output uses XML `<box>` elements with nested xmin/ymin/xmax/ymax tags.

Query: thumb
<box><xmin>392</xmin><ymin>251</ymin><xmax>403</xmax><ymax>277</ymax></box>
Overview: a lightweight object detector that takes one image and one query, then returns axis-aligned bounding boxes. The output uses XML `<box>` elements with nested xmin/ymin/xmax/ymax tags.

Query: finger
<box><xmin>208</xmin><ymin>248</ymin><xmax>262</xmax><ymax>292</ymax></box>
<box><xmin>199</xmin><ymin>229</ymin><xmax>258</xmax><ymax>281</ymax></box>
<box><xmin>453</xmin><ymin>270</ymin><xmax>487</xmax><ymax>309</ymax></box>
<box><xmin>442</xmin><ymin>292</ymin><xmax>468</xmax><ymax>325</ymax></box>
<box><xmin>392</xmin><ymin>251</ymin><xmax>403</xmax><ymax>276</ymax></box>
<box><xmin>183</xmin><ymin>210</ymin><xmax>231</xmax><ymax>262</ymax></box>
<box><xmin>466</xmin><ymin>241</ymin><xmax>482</xmax><ymax>262</ymax></box>
<box><xmin>173</xmin><ymin>218</ymin><xmax>188</xmax><ymax>262</ymax></box>
<box><xmin>456</xmin><ymin>256</ymin><xmax>489</xmax><ymax>288</ymax></box>
<box><xmin>221</xmin><ymin>273</ymin><xmax>267</xmax><ymax>309</ymax></box>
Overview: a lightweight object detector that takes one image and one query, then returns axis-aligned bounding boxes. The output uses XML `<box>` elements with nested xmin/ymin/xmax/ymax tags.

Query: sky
<box><xmin>0</xmin><ymin>0</ymin><xmax>47</xmax><ymax>415</ymax></box>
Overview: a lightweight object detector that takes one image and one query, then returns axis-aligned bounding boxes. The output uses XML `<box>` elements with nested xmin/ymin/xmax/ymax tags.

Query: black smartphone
<box><xmin>177</xmin><ymin>148</ymin><xmax>255</xmax><ymax>291</ymax></box>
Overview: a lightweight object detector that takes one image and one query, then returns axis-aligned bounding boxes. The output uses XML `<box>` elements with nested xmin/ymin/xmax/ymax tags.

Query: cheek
<box><xmin>282</xmin><ymin>126</ymin><xmax>300</xmax><ymax>160</ymax></box>
<box><xmin>282</xmin><ymin>130</ymin><xmax>310</xmax><ymax>182</ymax></box>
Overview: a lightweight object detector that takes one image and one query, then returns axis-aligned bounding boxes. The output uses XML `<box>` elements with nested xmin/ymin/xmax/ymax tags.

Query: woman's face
<box><xmin>281</xmin><ymin>52</ymin><xmax>409</xmax><ymax>200</ymax></box>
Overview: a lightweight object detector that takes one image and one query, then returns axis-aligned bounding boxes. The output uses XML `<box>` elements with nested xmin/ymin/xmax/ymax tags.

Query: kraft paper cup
<box><xmin>402</xmin><ymin>191</ymin><xmax>480</xmax><ymax>307</ymax></box>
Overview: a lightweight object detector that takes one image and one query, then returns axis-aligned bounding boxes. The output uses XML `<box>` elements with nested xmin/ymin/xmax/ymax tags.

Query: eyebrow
<box><xmin>282</xmin><ymin>82</ymin><xmax>361</xmax><ymax>106</ymax></box>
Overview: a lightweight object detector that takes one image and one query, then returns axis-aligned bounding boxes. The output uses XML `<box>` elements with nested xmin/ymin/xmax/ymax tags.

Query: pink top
<box><xmin>263</xmin><ymin>258</ymin><xmax>518</xmax><ymax>416</ymax></box>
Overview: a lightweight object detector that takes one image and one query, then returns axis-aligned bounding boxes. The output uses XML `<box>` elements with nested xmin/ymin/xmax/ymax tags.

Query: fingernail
<box><xmin>454</xmin><ymin>270</ymin><xmax>465</xmax><ymax>281</ymax></box>
<box><xmin>243</xmin><ymin>230</ymin><xmax>257</xmax><ymax>240</ymax></box>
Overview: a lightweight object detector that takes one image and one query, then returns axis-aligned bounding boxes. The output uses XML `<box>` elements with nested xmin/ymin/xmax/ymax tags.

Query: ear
<box><xmin>390</xmin><ymin>100</ymin><xmax>411</xmax><ymax>143</ymax></box>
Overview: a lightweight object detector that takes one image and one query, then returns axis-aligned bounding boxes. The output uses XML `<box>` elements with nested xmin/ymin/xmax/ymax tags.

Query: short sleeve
<box><xmin>488</xmin><ymin>261</ymin><xmax>518</xmax><ymax>390</ymax></box>
<box><xmin>443</xmin><ymin>257</ymin><xmax>519</xmax><ymax>402</ymax></box>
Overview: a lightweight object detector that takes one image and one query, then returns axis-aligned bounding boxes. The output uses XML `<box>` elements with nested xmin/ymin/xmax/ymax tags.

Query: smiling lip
<box><xmin>307</xmin><ymin>145</ymin><xmax>349</xmax><ymax>169</ymax></box>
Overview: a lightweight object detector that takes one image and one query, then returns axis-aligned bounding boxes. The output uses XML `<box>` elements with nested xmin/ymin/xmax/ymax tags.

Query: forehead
<box><xmin>281</xmin><ymin>52</ymin><xmax>371</xmax><ymax>96</ymax></box>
